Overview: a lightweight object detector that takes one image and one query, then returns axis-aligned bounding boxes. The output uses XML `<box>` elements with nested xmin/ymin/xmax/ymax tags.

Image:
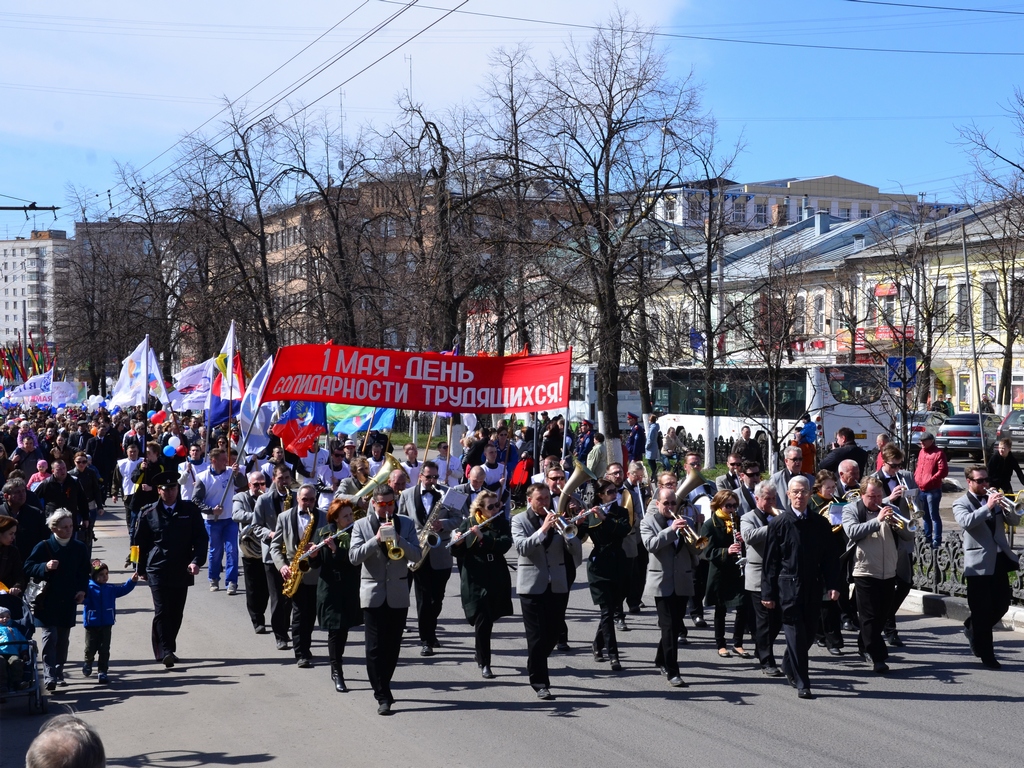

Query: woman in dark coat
<box><xmin>701</xmin><ymin>490</ymin><xmax>752</xmax><ymax>659</ymax></box>
<box><xmin>313</xmin><ymin>498</ymin><xmax>362</xmax><ymax>693</ymax></box>
<box><xmin>585</xmin><ymin>480</ymin><xmax>631</xmax><ymax>671</ymax></box>
<box><xmin>0</xmin><ymin>514</ymin><xmax>26</xmax><ymax>596</ymax></box>
<box><xmin>451</xmin><ymin>490</ymin><xmax>512</xmax><ymax>680</ymax></box>
<box><xmin>24</xmin><ymin>509</ymin><xmax>89</xmax><ymax>690</ymax></box>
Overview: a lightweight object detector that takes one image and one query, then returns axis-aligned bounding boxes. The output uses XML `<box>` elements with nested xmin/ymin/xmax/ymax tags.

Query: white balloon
<box><xmin>168</xmin><ymin>435</ymin><xmax>181</xmax><ymax>449</ymax></box>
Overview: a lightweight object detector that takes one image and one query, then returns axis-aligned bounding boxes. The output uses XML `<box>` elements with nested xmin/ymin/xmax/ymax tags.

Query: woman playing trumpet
<box><xmin>451</xmin><ymin>490</ymin><xmax>512</xmax><ymax>680</ymax></box>
<box><xmin>314</xmin><ymin>499</ymin><xmax>362</xmax><ymax>692</ymax></box>
<box><xmin>700</xmin><ymin>490</ymin><xmax>752</xmax><ymax>659</ymax></box>
<box><xmin>586</xmin><ymin>481</ymin><xmax>632</xmax><ymax>671</ymax></box>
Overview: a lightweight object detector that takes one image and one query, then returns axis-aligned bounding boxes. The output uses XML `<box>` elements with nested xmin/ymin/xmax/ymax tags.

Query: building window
<box><xmin>754</xmin><ymin>204</ymin><xmax>767</xmax><ymax>225</ymax></box>
<box><xmin>982</xmin><ymin>281</ymin><xmax>998</xmax><ymax>331</ymax></box>
<box><xmin>793</xmin><ymin>295</ymin><xmax>806</xmax><ymax>335</ymax></box>
<box><xmin>664</xmin><ymin>197</ymin><xmax>676</xmax><ymax>221</ymax></box>
<box><xmin>956</xmin><ymin>284</ymin><xmax>970</xmax><ymax>333</ymax></box>
<box><xmin>838</xmin><ymin>208</ymin><xmax>851</xmax><ymax>220</ymax></box>
<box><xmin>813</xmin><ymin>295</ymin><xmax>825</xmax><ymax>334</ymax></box>
<box><xmin>731</xmin><ymin>199</ymin><xmax>746</xmax><ymax>223</ymax></box>
<box><xmin>859</xmin><ymin>208</ymin><xmax>872</xmax><ymax>219</ymax></box>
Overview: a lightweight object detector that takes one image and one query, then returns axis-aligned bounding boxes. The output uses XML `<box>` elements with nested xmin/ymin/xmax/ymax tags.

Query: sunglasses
<box><xmin>723</xmin><ymin>503</ymin><xmax>739</xmax><ymax>509</ymax></box>
<box><xmin>970</xmin><ymin>477</ymin><xmax>990</xmax><ymax>483</ymax></box>
<box><xmin>728</xmin><ymin>462</ymin><xmax>741</xmax><ymax>467</ymax></box>
<box><xmin>485</xmin><ymin>503</ymin><xmax>501</xmax><ymax>510</ymax></box>
<box><xmin>376</xmin><ymin>500</ymin><xmax>396</xmax><ymax>508</ymax></box>
<box><xmin>744</xmin><ymin>471</ymin><xmax>760</xmax><ymax>477</ymax></box>
<box><xmin>421</xmin><ymin>474</ymin><xmax>438</xmax><ymax>480</ymax></box>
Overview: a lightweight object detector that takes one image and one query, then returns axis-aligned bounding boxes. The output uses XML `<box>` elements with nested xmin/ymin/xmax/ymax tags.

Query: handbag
<box><xmin>25</xmin><ymin>578</ymin><xmax>47</xmax><ymax>613</ymax></box>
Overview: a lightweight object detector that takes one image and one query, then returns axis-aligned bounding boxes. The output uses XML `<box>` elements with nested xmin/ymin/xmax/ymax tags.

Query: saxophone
<box><xmin>409</xmin><ymin>501</ymin><xmax>445</xmax><ymax>572</ymax></box>
<box><xmin>282</xmin><ymin>510</ymin><xmax>317</xmax><ymax>597</ymax></box>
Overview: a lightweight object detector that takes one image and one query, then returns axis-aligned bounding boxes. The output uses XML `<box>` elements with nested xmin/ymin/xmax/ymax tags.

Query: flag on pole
<box><xmin>271</xmin><ymin>400</ymin><xmax>327</xmax><ymax>455</ymax></box>
<box><xmin>238</xmin><ymin>356</ymin><xmax>275</xmax><ymax>459</ymax></box>
<box><xmin>206</xmin><ymin>321</ymin><xmax>245</xmax><ymax>427</ymax></box>
<box><xmin>7</xmin><ymin>368</ymin><xmax>52</xmax><ymax>400</ymax></box>
<box><xmin>327</xmin><ymin>405</ymin><xmax>396</xmax><ymax>435</ymax></box>
<box><xmin>109</xmin><ymin>336</ymin><xmax>170</xmax><ymax>408</ymax></box>
<box><xmin>172</xmin><ymin>359</ymin><xmax>214</xmax><ymax>411</ymax></box>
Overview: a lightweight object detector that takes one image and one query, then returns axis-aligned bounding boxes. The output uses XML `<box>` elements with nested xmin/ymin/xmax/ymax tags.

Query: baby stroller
<box><xmin>0</xmin><ymin>591</ymin><xmax>47</xmax><ymax>714</ymax></box>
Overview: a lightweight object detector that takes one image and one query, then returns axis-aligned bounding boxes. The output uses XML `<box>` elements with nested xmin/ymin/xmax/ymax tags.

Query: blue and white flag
<box><xmin>8</xmin><ymin>368</ymin><xmax>52</xmax><ymax>400</ymax></box>
<box><xmin>238</xmin><ymin>356</ymin><xmax>275</xmax><ymax>460</ymax></box>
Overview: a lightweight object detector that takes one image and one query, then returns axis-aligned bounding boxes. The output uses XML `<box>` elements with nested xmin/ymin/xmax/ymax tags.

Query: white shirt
<box><xmin>196</xmin><ymin>467</ymin><xmax>236</xmax><ymax>520</ymax></box>
<box><xmin>177</xmin><ymin>460</ymin><xmax>210</xmax><ymax>501</ymax></box>
<box><xmin>402</xmin><ymin>461</ymin><xmax>420</xmax><ymax>486</ymax></box>
<box><xmin>117</xmin><ymin>457</ymin><xmax>142</xmax><ymax>498</ymax></box>
<box><xmin>316</xmin><ymin>461</ymin><xmax>351</xmax><ymax>510</ymax></box>
<box><xmin>433</xmin><ymin>455</ymin><xmax>460</xmax><ymax>487</ymax></box>
<box><xmin>299</xmin><ymin>448</ymin><xmax>329</xmax><ymax>479</ymax></box>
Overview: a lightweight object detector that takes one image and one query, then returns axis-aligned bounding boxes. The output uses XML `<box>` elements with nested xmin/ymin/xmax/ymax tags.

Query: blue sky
<box><xmin>2</xmin><ymin>1</ymin><xmax>1022</xmax><ymax>238</ymax></box>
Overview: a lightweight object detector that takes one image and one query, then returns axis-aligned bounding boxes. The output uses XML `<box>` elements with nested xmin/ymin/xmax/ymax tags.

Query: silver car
<box><xmin>933</xmin><ymin>413</ymin><xmax>1000</xmax><ymax>459</ymax></box>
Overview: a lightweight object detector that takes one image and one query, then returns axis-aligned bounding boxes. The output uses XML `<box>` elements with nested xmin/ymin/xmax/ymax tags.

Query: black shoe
<box><xmin>667</xmin><ymin>675</ymin><xmax>686</xmax><ymax>687</ymax></box>
<box><xmin>762</xmin><ymin>665</ymin><xmax>784</xmax><ymax>677</ymax></box>
<box><xmin>536</xmin><ymin>687</ymin><xmax>553</xmax><ymax>700</ymax></box>
<box><xmin>815</xmin><ymin>639</ymin><xmax>826</xmax><ymax>648</ymax></box>
<box><xmin>480</xmin><ymin>665</ymin><xmax>495</xmax><ymax>679</ymax></box>
<box><xmin>162</xmin><ymin>653</ymin><xmax>177</xmax><ymax>668</ymax></box>
<box><xmin>45</xmin><ymin>681</ymin><xmax>56</xmax><ymax>692</ymax></box>
<box><xmin>628</xmin><ymin>606</ymin><xmax>641</xmax><ymax>615</ymax></box>
<box><xmin>420</xmin><ymin>644</ymin><xmax>433</xmax><ymax>657</ymax></box>
<box><xmin>842</xmin><ymin>620</ymin><xmax>858</xmax><ymax>632</ymax></box>
<box><xmin>555</xmin><ymin>642</ymin><xmax>571</xmax><ymax>653</ymax></box>
<box><xmin>332</xmin><ymin>672</ymin><xmax>347</xmax><ymax>692</ymax></box>
<box><xmin>609</xmin><ymin>657</ymin><xmax>622</xmax><ymax>672</ymax></box>
<box><xmin>827</xmin><ymin>647</ymin><xmax>843</xmax><ymax>657</ymax></box>
<box><xmin>964</xmin><ymin>624</ymin><xmax>978</xmax><ymax>657</ymax></box>
<box><xmin>873</xmin><ymin>662</ymin><xmax>890</xmax><ymax>674</ymax></box>
<box><xmin>254</xmin><ymin>625</ymin><xmax>267</xmax><ymax>635</ymax></box>
<box><xmin>276</xmin><ymin>640</ymin><xmax>290</xmax><ymax>651</ymax></box>
<box><xmin>885</xmin><ymin>633</ymin><xmax>905</xmax><ymax>648</ymax></box>
<box><xmin>615</xmin><ymin>619</ymin><xmax>629</xmax><ymax>632</ymax></box>
<box><xmin>677</xmin><ymin>633</ymin><xmax>688</xmax><ymax>645</ymax></box>
<box><xmin>377</xmin><ymin>701</ymin><xmax>393</xmax><ymax>716</ymax></box>
<box><xmin>297</xmin><ymin>657</ymin><xmax>313</xmax><ymax>668</ymax></box>
<box><xmin>797</xmin><ymin>688</ymin><xmax>814</xmax><ymax>699</ymax></box>
<box><xmin>784</xmin><ymin>671</ymin><xmax>797</xmax><ymax>688</ymax></box>
<box><xmin>692</xmin><ymin>616</ymin><xmax>708</xmax><ymax>629</ymax></box>
<box><xmin>593</xmin><ymin>645</ymin><xmax>607</xmax><ymax>663</ymax></box>
<box><xmin>655</xmin><ymin>664</ymin><xmax>668</xmax><ymax>677</ymax></box>
<box><xmin>429</xmin><ymin>640</ymin><xmax>442</xmax><ymax>649</ymax></box>
<box><xmin>82</xmin><ymin>663</ymin><xmax>92</xmax><ymax>677</ymax></box>
<box><xmin>980</xmin><ymin>657</ymin><xmax>1002</xmax><ymax>670</ymax></box>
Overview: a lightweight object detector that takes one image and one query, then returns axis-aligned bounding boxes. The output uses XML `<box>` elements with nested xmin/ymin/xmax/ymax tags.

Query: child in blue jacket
<box><xmin>83</xmin><ymin>560</ymin><xmax>137</xmax><ymax>684</ymax></box>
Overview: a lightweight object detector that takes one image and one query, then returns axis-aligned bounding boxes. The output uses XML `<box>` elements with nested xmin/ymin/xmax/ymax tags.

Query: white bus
<box><xmin>650</xmin><ymin>364</ymin><xmax>890</xmax><ymax>451</ymax></box>
<box><xmin>568</xmin><ymin>364</ymin><xmax>644</xmax><ymax>433</ymax></box>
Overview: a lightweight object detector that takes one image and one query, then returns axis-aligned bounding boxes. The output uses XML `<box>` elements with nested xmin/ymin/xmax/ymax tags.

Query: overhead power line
<box><xmin>842</xmin><ymin>0</ymin><xmax>1024</xmax><ymax>15</ymax></box>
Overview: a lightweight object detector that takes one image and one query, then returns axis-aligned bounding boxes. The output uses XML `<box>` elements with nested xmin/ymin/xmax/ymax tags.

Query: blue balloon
<box><xmin>163</xmin><ymin>445</ymin><xmax>176</xmax><ymax>458</ymax></box>
<box><xmin>147</xmin><ymin>410</ymin><xmax>157</xmax><ymax>419</ymax></box>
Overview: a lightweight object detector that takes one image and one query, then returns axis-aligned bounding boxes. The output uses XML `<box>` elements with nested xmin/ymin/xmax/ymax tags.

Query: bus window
<box><xmin>653</xmin><ymin>386</ymin><xmax>670</xmax><ymax>411</ymax></box>
<box><xmin>826</xmin><ymin>366</ymin><xmax>883</xmax><ymax>405</ymax></box>
<box><xmin>570</xmin><ymin>373</ymin><xmax>588</xmax><ymax>402</ymax></box>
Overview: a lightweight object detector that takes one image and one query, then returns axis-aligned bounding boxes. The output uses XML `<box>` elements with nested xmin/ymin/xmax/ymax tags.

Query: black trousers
<box><xmin>688</xmin><ymin>560</ymin><xmax>708</xmax><ymax>618</ymax></box>
<box><xmin>290</xmin><ymin>582</ymin><xmax>317</xmax><ymax>659</ymax></box>
<box><xmin>474</xmin><ymin>613</ymin><xmax>494</xmax><ymax>667</ymax></box>
<box><xmin>593</xmin><ymin>604</ymin><xmax>619</xmax><ymax>657</ymax></box>
<box><xmin>412</xmin><ymin>563</ymin><xmax>451</xmax><ymax>645</ymax></box>
<box><xmin>264</xmin><ymin>564</ymin><xmax>291</xmax><ymax>644</ymax></box>
<box><xmin>327</xmin><ymin>628</ymin><xmax>348</xmax><ymax>675</ymax></box>
<box><xmin>557</xmin><ymin>563</ymin><xmax>575</xmax><ymax>645</ymax></box>
<box><xmin>364</xmin><ymin>602</ymin><xmax>408</xmax><ymax>704</ymax></box>
<box><xmin>520</xmin><ymin>589</ymin><xmax>563</xmax><ymax>690</ymax></box>
<box><xmin>817</xmin><ymin>599</ymin><xmax>844</xmax><ymax>649</ymax></box>
<box><xmin>965</xmin><ymin>573</ymin><xmax>1013</xmax><ymax>662</ymax></box>
<box><xmin>749</xmin><ymin>590</ymin><xmax>782</xmax><ymax>668</ymax></box>
<box><xmin>241</xmin><ymin>556</ymin><xmax>269</xmax><ymax>631</ymax></box>
<box><xmin>854</xmin><ymin>576</ymin><xmax>894</xmax><ymax>663</ymax></box>
<box><xmin>654</xmin><ymin>594</ymin><xmax>686</xmax><ymax>678</ymax></box>
<box><xmin>780</xmin><ymin>604</ymin><xmax>818</xmax><ymax>691</ymax></box>
<box><xmin>150</xmin><ymin>581</ymin><xmax>189</xmax><ymax>661</ymax></box>
<box><xmin>84</xmin><ymin>626</ymin><xmax>113</xmax><ymax>673</ymax></box>
<box><xmin>883</xmin><ymin>575</ymin><xmax>912</xmax><ymax>637</ymax></box>
<box><xmin>628</xmin><ymin>549</ymin><xmax>649</xmax><ymax>609</ymax></box>
<box><xmin>713</xmin><ymin>594</ymin><xmax>752</xmax><ymax>650</ymax></box>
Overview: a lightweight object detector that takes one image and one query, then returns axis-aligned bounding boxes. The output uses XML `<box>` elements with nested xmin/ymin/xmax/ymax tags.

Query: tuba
<box><xmin>347</xmin><ymin>454</ymin><xmax>403</xmax><ymax>508</ymax></box>
<box><xmin>557</xmin><ymin>457</ymin><xmax>599</xmax><ymax>518</ymax></box>
<box><xmin>675</xmin><ymin>466</ymin><xmax>707</xmax><ymax>507</ymax></box>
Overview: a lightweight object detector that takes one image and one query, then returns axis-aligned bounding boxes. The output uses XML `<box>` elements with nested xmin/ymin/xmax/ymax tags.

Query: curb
<box><xmin>903</xmin><ymin>588</ymin><xmax>1024</xmax><ymax>633</ymax></box>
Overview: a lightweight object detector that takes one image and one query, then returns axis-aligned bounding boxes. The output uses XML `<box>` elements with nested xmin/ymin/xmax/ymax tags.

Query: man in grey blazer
<box><xmin>715</xmin><ymin>453</ymin><xmax>744</xmax><ymax>492</ymax></box>
<box><xmin>397</xmin><ymin>460</ymin><xmax>462</xmax><ymax>656</ymax></box>
<box><xmin>641</xmin><ymin>487</ymin><xmax>700</xmax><ymax>688</ymax></box>
<box><xmin>870</xmin><ymin>443</ymin><xmax>917</xmax><ymax>647</ymax></box>
<box><xmin>740</xmin><ymin>481</ymin><xmax>782</xmax><ymax>676</ymax></box>
<box><xmin>232</xmin><ymin>471</ymin><xmax>269</xmax><ymax>635</ymax></box>
<box><xmin>952</xmin><ymin>465</ymin><xmax>1021</xmax><ymax>669</ymax></box>
<box><xmin>271</xmin><ymin>483</ymin><xmax>322</xmax><ymax>668</ymax></box>
<box><xmin>251</xmin><ymin>464</ymin><xmax>295</xmax><ymax>650</ymax></box>
<box><xmin>349</xmin><ymin>484</ymin><xmax>421</xmax><ymax>714</ymax></box>
<box><xmin>770</xmin><ymin>447</ymin><xmax>811</xmax><ymax>513</ymax></box>
<box><xmin>736</xmin><ymin>461</ymin><xmax>761</xmax><ymax>515</ymax></box>
<box><xmin>511</xmin><ymin>483</ymin><xmax>582</xmax><ymax>700</ymax></box>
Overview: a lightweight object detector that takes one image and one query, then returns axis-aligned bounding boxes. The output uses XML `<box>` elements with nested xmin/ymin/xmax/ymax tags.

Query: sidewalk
<box><xmin>903</xmin><ymin>589</ymin><xmax>1024</xmax><ymax>634</ymax></box>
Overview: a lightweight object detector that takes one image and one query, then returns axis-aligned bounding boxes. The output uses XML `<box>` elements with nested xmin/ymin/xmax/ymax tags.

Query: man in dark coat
<box><xmin>85</xmin><ymin>424</ymin><xmax>121</xmax><ymax>498</ymax></box>
<box><xmin>135</xmin><ymin>471</ymin><xmax>208</xmax><ymax>667</ymax></box>
<box><xmin>35</xmin><ymin>460</ymin><xmax>91</xmax><ymax>541</ymax></box>
<box><xmin>761</xmin><ymin>475</ymin><xmax>841</xmax><ymax>699</ymax></box>
<box><xmin>818</xmin><ymin>427</ymin><xmax>870</xmax><ymax>476</ymax></box>
<box><xmin>1</xmin><ymin>477</ymin><xmax>47</xmax><ymax>556</ymax></box>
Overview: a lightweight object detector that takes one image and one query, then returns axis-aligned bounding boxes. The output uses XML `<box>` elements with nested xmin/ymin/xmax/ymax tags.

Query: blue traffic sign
<box><xmin>887</xmin><ymin>356</ymin><xmax>917</xmax><ymax>388</ymax></box>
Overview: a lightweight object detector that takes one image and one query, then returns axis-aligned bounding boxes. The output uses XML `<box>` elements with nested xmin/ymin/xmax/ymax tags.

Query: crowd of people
<box><xmin>0</xmin><ymin>405</ymin><xmax>1019</xmax><ymax>717</ymax></box>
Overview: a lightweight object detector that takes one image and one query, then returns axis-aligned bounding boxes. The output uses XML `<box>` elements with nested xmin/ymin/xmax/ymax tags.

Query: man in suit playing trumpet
<box><xmin>870</xmin><ymin>444</ymin><xmax>917</xmax><ymax>648</ymax></box>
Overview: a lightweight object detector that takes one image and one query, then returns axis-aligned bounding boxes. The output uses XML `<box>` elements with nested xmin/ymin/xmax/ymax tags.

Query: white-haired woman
<box><xmin>24</xmin><ymin>509</ymin><xmax>90</xmax><ymax>691</ymax></box>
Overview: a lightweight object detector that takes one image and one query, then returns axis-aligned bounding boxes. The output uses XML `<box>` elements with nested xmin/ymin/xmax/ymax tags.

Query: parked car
<box><xmin>892</xmin><ymin>411</ymin><xmax>948</xmax><ymax>447</ymax></box>
<box><xmin>995</xmin><ymin>409</ymin><xmax>1024</xmax><ymax>454</ymax></box>
<box><xmin>934</xmin><ymin>413</ymin><xmax>1000</xmax><ymax>459</ymax></box>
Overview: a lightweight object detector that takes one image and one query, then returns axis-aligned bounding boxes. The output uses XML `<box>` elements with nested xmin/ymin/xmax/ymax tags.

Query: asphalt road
<box><xmin>2</xmin><ymin>509</ymin><xmax>1021</xmax><ymax>768</ymax></box>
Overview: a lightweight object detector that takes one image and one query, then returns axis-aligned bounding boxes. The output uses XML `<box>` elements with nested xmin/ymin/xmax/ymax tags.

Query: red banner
<box><xmin>260</xmin><ymin>344</ymin><xmax>572</xmax><ymax>413</ymax></box>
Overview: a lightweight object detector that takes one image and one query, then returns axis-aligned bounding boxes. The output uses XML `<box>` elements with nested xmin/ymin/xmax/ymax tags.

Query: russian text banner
<box><xmin>261</xmin><ymin>345</ymin><xmax>572</xmax><ymax>413</ymax></box>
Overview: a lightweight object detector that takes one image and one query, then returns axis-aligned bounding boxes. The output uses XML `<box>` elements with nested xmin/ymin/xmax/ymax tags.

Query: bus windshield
<box><xmin>823</xmin><ymin>365</ymin><xmax>884</xmax><ymax>405</ymax></box>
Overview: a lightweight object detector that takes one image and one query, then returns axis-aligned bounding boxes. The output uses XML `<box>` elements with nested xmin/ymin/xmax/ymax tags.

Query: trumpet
<box><xmin>986</xmin><ymin>488</ymin><xmax>1024</xmax><ymax>514</ymax></box>
<box><xmin>885</xmin><ymin>506</ymin><xmax>918</xmax><ymax>533</ymax></box>
<box><xmin>554</xmin><ymin>509</ymin><xmax>592</xmax><ymax>541</ymax></box>
<box><xmin>672</xmin><ymin>512</ymin><xmax>710</xmax><ymax>551</ymax></box>
<box><xmin>379</xmin><ymin>515</ymin><xmax>406</xmax><ymax>561</ymax></box>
